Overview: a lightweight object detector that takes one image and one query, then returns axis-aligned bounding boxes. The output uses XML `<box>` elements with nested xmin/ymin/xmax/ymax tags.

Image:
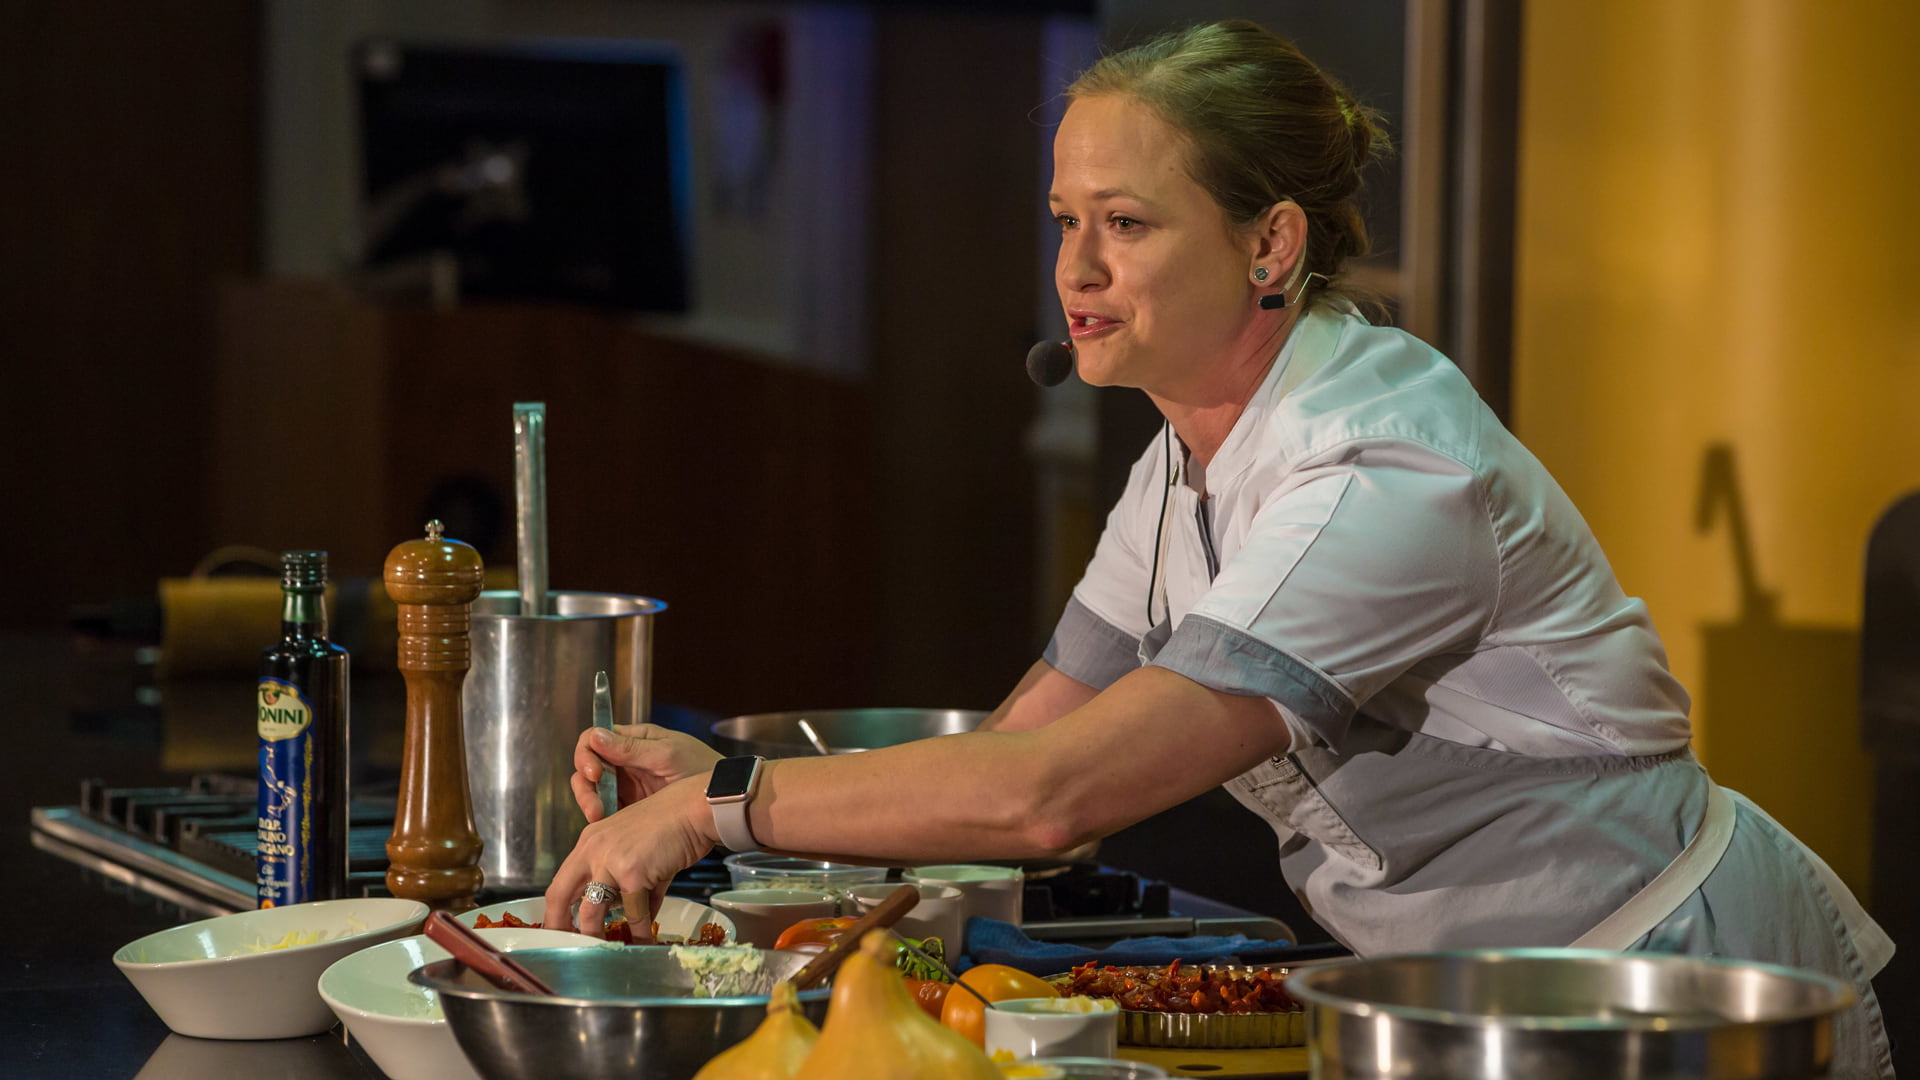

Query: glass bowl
<box><xmin>721</xmin><ymin>853</ymin><xmax>889</xmax><ymax>899</ymax></box>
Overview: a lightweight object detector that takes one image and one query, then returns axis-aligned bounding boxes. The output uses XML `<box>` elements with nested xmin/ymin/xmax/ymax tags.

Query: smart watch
<box><xmin>706</xmin><ymin>755</ymin><xmax>766</xmax><ymax>852</ymax></box>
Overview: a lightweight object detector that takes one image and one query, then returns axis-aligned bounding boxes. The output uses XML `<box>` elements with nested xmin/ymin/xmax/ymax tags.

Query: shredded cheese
<box><xmin>235</xmin><ymin>915</ymin><xmax>368</xmax><ymax>954</ymax></box>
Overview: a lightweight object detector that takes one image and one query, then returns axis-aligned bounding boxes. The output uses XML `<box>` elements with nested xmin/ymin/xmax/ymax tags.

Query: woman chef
<box><xmin>547</xmin><ymin>20</ymin><xmax>1894</xmax><ymax>1076</ymax></box>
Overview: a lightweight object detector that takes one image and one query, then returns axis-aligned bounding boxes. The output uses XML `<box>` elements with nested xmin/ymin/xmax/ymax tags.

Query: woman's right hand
<box><xmin>571</xmin><ymin>724</ymin><xmax>724</xmax><ymax>822</ymax></box>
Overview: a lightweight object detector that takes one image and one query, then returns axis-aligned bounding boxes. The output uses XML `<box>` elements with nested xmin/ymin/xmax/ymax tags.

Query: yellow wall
<box><xmin>1514</xmin><ymin>0</ymin><xmax>1920</xmax><ymax>900</ymax></box>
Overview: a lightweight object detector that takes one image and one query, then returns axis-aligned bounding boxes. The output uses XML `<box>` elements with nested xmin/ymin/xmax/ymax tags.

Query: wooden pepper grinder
<box><xmin>383</xmin><ymin>520</ymin><xmax>486</xmax><ymax>910</ymax></box>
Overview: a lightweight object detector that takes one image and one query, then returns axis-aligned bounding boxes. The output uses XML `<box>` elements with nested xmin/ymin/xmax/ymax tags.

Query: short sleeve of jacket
<box><xmin>1042</xmin><ymin>438</ymin><xmax>1162</xmax><ymax>689</ymax></box>
<box><xmin>1149</xmin><ymin>441</ymin><xmax>1498</xmax><ymax>752</ymax></box>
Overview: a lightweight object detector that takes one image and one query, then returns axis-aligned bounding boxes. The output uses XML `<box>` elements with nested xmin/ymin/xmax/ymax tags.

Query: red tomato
<box><xmin>905</xmin><ymin>976</ymin><xmax>951</xmax><ymax>1019</ymax></box>
<box><xmin>773</xmin><ymin>916</ymin><xmax>859</xmax><ymax>953</ymax></box>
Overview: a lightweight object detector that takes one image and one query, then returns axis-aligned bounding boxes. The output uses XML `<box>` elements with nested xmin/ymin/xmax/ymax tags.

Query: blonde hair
<box><xmin>1069</xmin><ymin>20</ymin><xmax>1392</xmax><ymax>316</ymax></box>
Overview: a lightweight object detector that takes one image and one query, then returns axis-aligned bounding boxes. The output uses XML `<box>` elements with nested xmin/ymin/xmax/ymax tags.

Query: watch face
<box><xmin>708</xmin><ymin>755</ymin><xmax>759</xmax><ymax>798</ymax></box>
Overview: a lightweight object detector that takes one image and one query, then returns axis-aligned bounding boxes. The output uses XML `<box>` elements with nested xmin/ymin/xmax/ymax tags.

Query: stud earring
<box><xmin>1253</xmin><ymin>267</ymin><xmax>1270</xmax><ymax>283</ymax></box>
<box><xmin>1258</xmin><ymin>258</ymin><xmax>1319</xmax><ymax>310</ymax></box>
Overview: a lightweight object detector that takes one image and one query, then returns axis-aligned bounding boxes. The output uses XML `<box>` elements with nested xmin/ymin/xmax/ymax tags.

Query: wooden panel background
<box><xmin>208</xmin><ymin>281</ymin><xmax>876</xmax><ymax>718</ymax></box>
<box><xmin>0</xmin><ymin>2</ymin><xmax>260</xmax><ymax>626</ymax></box>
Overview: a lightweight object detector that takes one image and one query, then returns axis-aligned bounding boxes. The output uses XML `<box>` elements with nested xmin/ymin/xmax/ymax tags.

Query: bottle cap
<box><xmin>281</xmin><ymin>551</ymin><xmax>329</xmax><ymax>591</ymax></box>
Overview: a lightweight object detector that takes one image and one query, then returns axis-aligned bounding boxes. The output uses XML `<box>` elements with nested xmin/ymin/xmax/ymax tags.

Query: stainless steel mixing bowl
<box><xmin>710</xmin><ymin>707</ymin><xmax>986</xmax><ymax>758</ymax></box>
<box><xmin>409</xmin><ymin>946</ymin><xmax>830</xmax><ymax>1080</ymax></box>
<box><xmin>708</xmin><ymin>707</ymin><xmax>1106</xmax><ymax>865</ymax></box>
<box><xmin>1286</xmin><ymin>948</ymin><xmax>1855</xmax><ymax>1079</ymax></box>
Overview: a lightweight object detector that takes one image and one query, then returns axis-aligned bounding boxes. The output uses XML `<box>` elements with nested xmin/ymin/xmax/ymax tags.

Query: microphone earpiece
<box><xmin>1260</xmin><ymin>270</ymin><xmax>1331</xmax><ymax>310</ymax></box>
<box><xmin>1025</xmin><ymin>339</ymin><xmax>1076</xmax><ymax>388</ymax></box>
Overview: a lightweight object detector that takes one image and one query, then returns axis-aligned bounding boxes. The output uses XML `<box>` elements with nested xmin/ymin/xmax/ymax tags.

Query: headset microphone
<box><xmin>1025</xmin><ymin>339</ymin><xmax>1076</xmax><ymax>387</ymax></box>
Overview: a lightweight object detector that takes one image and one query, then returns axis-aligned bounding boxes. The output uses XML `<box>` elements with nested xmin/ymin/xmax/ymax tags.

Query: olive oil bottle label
<box><xmin>257</xmin><ymin>677</ymin><xmax>315</xmax><ymax>908</ymax></box>
<box><xmin>258</xmin><ymin>679</ymin><xmax>313</xmax><ymax>741</ymax></box>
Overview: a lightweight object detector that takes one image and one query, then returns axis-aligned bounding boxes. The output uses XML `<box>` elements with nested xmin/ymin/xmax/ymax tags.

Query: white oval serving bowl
<box><xmin>113</xmin><ymin>896</ymin><xmax>429</xmax><ymax>1039</ymax></box>
<box><xmin>319</xmin><ymin>926</ymin><xmax>603</xmax><ymax>1080</ymax></box>
<box><xmin>463</xmin><ymin>894</ymin><xmax>735</xmax><ymax>944</ymax></box>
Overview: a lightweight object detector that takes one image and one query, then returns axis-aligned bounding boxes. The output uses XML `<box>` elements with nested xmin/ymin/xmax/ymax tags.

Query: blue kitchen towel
<box><xmin>957</xmin><ymin>917</ymin><xmax>1309</xmax><ymax>975</ymax></box>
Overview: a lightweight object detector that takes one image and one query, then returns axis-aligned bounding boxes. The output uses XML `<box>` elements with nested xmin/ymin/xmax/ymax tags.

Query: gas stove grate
<box><xmin>34</xmin><ymin>775</ymin><xmax>1299</xmax><ymax>947</ymax></box>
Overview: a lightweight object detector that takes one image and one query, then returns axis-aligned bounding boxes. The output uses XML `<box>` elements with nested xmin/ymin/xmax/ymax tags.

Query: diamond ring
<box><xmin>582</xmin><ymin>880</ymin><xmax>617</xmax><ymax>906</ymax></box>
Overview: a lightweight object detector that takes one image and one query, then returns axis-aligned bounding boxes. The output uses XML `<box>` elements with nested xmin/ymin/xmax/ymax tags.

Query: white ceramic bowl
<box><xmin>709</xmin><ymin>888</ymin><xmax>839</xmax><ymax>948</ymax></box>
<box><xmin>847</xmin><ymin>882</ymin><xmax>966</xmax><ymax>957</ymax></box>
<box><xmin>984</xmin><ymin>997</ymin><xmax>1121</xmax><ymax>1062</ymax></box>
<box><xmin>463</xmin><ymin>895</ymin><xmax>735</xmax><ymax>944</ymax></box>
<box><xmin>113</xmin><ymin>897</ymin><xmax>429</xmax><ymax>1039</ymax></box>
<box><xmin>905</xmin><ymin>864</ymin><xmax>1025</xmax><ymax>951</ymax></box>
<box><xmin>319</xmin><ymin>926</ymin><xmax>603</xmax><ymax>1080</ymax></box>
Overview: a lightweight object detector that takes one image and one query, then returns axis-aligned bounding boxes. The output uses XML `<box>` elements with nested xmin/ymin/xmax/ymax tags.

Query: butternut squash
<box><xmin>693</xmin><ymin>981</ymin><xmax>819</xmax><ymax>1080</ymax></box>
<box><xmin>793</xmin><ymin>931</ymin><xmax>1002</xmax><ymax>1080</ymax></box>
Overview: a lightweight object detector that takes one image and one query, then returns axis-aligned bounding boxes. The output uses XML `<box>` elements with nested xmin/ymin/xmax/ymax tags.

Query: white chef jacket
<box><xmin>1042</xmin><ymin>305</ymin><xmax>1895</xmax><ymax>1077</ymax></box>
<box><xmin>1045</xmin><ymin>303</ymin><xmax>1696</xmax><ymax>759</ymax></box>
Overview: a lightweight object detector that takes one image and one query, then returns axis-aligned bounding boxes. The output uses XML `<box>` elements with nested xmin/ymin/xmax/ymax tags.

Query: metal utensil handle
<box><xmin>592</xmin><ymin>670</ymin><xmax>618</xmax><ymax>817</ymax></box>
<box><xmin>797</xmin><ymin>719</ymin><xmax>832</xmax><ymax>756</ymax></box>
<box><xmin>788</xmin><ymin>883</ymin><xmax>919</xmax><ymax>991</ymax></box>
<box><xmin>512</xmin><ymin>402</ymin><xmax>548</xmax><ymax>617</ymax></box>
<box><xmin>424</xmin><ymin>911</ymin><xmax>558</xmax><ymax>996</ymax></box>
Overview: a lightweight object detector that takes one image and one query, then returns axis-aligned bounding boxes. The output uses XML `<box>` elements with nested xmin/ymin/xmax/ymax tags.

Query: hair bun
<box><xmin>1339</xmin><ymin>94</ymin><xmax>1387</xmax><ymax>174</ymax></box>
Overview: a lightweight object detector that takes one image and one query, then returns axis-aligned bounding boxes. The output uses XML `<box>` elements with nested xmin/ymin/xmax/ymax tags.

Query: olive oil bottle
<box><xmin>256</xmin><ymin>551</ymin><xmax>351</xmax><ymax>906</ymax></box>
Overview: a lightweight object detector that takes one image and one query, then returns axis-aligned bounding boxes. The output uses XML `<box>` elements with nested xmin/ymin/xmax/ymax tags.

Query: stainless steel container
<box><xmin>710</xmin><ymin>707</ymin><xmax>1105</xmax><ymax>864</ymax></box>
<box><xmin>710</xmin><ymin>708</ymin><xmax>986</xmax><ymax>758</ymax></box>
<box><xmin>1286</xmin><ymin>949</ymin><xmax>1855</xmax><ymax>1079</ymax></box>
<box><xmin>411</xmin><ymin>945</ymin><xmax>829</xmax><ymax>1080</ymax></box>
<box><xmin>465</xmin><ymin>590</ymin><xmax>665</xmax><ymax>888</ymax></box>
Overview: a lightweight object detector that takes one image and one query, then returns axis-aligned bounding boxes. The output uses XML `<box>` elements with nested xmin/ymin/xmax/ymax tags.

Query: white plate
<box><xmin>461</xmin><ymin>894</ymin><xmax>735</xmax><ymax>944</ymax></box>
<box><xmin>113</xmin><ymin>897</ymin><xmax>429</xmax><ymax>1040</ymax></box>
<box><xmin>319</xmin><ymin>926</ymin><xmax>603</xmax><ymax>1080</ymax></box>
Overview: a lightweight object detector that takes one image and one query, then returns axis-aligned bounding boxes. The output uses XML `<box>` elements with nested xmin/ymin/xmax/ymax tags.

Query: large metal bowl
<box><xmin>710</xmin><ymin>707</ymin><xmax>1105</xmax><ymax>866</ymax></box>
<box><xmin>710</xmin><ymin>708</ymin><xmax>986</xmax><ymax>758</ymax></box>
<box><xmin>1286</xmin><ymin>948</ymin><xmax>1855</xmax><ymax>1079</ymax></box>
<box><xmin>409</xmin><ymin>946</ymin><xmax>829</xmax><ymax>1080</ymax></box>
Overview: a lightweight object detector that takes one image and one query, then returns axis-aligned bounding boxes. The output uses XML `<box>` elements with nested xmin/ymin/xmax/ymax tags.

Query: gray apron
<box><xmin>1140</xmin><ymin>305</ymin><xmax>1894</xmax><ymax>1074</ymax></box>
<box><xmin>1220</xmin><ymin>710</ymin><xmax>1896</xmax><ymax>1077</ymax></box>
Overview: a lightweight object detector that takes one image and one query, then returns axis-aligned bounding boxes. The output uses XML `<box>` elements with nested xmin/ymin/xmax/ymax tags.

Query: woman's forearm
<box><xmin>978</xmin><ymin>658</ymin><xmax>1097</xmax><ymax>732</ymax></box>
<box><xmin>735</xmin><ymin>666</ymin><xmax>1291</xmax><ymax>865</ymax></box>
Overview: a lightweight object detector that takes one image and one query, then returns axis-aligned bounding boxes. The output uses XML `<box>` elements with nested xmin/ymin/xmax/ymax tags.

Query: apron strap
<box><xmin>1570</xmin><ymin>782</ymin><xmax>1736</xmax><ymax>950</ymax></box>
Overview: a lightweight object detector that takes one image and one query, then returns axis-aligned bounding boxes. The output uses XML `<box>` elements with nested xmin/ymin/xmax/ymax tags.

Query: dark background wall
<box><xmin>0</xmin><ymin>2</ymin><xmax>1062</xmax><ymax>718</ymax></box>
<box><xmin>1</xmin><ymin>0</ymin><xmax>261</xmax><ymax>631</ymax></box>
<box><xmin>0</xmin><ymin>2</ymin><xmax>1392</xmax><ymax>941</ymax></box>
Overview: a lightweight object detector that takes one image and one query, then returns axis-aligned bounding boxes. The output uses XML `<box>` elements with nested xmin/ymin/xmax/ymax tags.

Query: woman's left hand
<box><xmin>542</xmin><ymin>774</ymin><xmax>717</xmax><ymax>940</ymax></box>
<box><xmin>571</xmin><ymin>723</ymin><xmax>723</xmax><ymax>823</ymax></box>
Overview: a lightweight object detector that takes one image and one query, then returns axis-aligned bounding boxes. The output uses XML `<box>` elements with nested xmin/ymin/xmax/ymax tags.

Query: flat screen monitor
<box><xmin>356</xmin><ymin>39</ymin><xmax>690</xmax><ymax>312</ymax></box>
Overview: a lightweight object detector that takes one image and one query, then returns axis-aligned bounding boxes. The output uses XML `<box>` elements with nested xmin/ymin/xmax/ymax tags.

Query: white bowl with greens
<box><xmin>113</xmin><ymin>897</ymin><xmax>429</xmax><ymax>1039</ymax></box>
<box><xmin>319</xmin><ymin>926</ymin><xmax>602</xmax><ymax>1080</ymax></box>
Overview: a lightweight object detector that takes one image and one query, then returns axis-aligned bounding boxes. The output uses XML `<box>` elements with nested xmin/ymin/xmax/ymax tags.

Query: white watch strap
<box><xmin>709</xmin><ymin>757</ymin><xmax>764</xmax><ymax>852</ymax></box>
<box><xmin>711</xmin><ymin>794</ymin><xmax>759</xmax><ymax>852</ymax></box>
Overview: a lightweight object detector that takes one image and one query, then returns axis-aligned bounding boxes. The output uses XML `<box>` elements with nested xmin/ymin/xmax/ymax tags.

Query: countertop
<box><xmin>3</xmin><ymin>633</ymin><xmax>381</xmax><ymax>1078</ymax></box>
<box><xmin>5</xmin><ymin>633</ymin><xmax>1313</xmax><ymax>1078</ymax></box>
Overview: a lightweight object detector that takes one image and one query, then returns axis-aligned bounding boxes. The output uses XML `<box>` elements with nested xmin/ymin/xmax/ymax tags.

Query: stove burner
<box><xmin>1022</xmin><ymin>865</ymin><xmax>1171</xmax><ymax>921</ymax></box>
